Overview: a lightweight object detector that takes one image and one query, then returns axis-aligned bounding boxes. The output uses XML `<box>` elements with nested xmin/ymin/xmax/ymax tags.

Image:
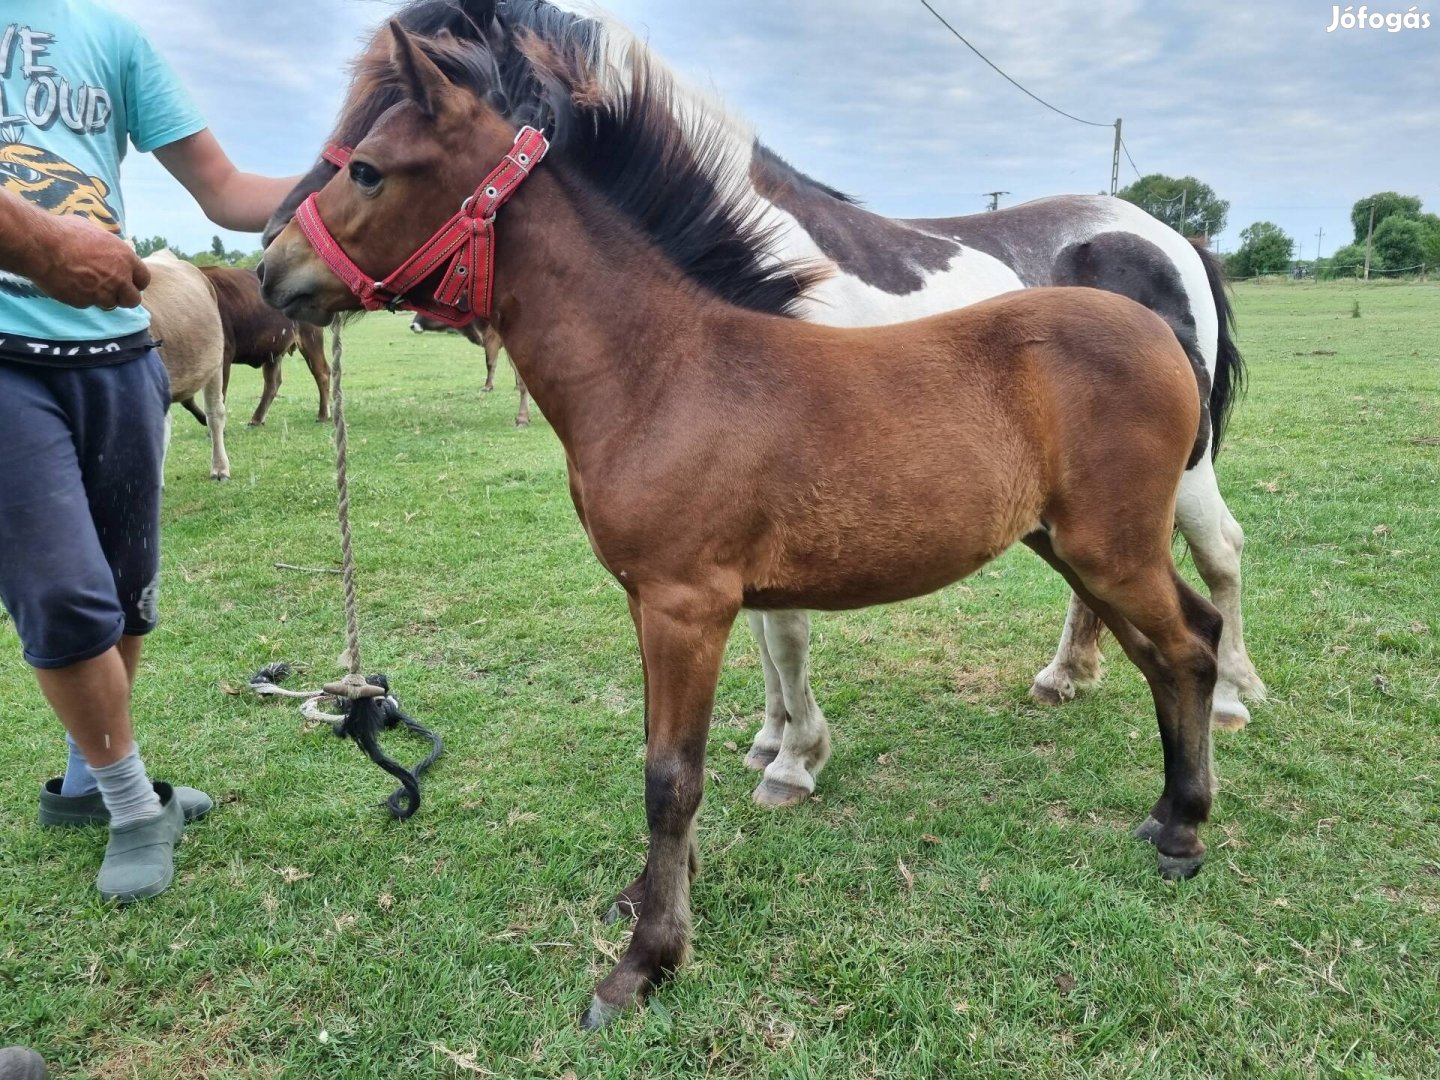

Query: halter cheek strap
<box><xmin>294</xmin><ymin>126</ymin><xmax>549</xmax><ymax>327</ymax></box>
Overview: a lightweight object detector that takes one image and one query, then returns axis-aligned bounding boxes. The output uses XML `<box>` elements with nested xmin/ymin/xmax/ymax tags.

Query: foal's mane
<box><xmin>352</xmin><ymin>0</ymin><xmax>825</xmax><ymax>317</ymax></box>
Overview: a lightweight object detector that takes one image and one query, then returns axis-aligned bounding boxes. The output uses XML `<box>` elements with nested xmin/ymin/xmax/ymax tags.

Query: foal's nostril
<box><xmin>254</xmin><ymin>261</ymin><xmax>267</xmax><ymax>286</ymax></box>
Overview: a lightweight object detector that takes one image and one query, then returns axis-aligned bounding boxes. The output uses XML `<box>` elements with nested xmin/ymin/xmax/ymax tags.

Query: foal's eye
<box><xmin>349</xmin><ymin>161</ymin><xmax>382</xmax><ymax>191</ymax></box>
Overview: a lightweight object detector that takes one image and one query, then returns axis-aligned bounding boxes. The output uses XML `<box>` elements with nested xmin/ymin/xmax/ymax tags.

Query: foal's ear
<box><xmin>387</xmin><ymin>20</ymin><xmax>453</xmax><ymax>119</ymax></box>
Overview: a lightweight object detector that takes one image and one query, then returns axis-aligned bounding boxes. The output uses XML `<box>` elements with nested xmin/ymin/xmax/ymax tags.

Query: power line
<box><xmin>1118</xmin><ymin>135</ymin><xmax>1143</xmax><ymax>180</ymax></box>
<box><xmin>918</xmin><ymin>0</ymin><xmax>1114</xmax><ymax>129</ymax></box>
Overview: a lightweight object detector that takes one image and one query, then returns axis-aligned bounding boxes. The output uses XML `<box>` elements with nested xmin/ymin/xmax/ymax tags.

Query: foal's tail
<box><xmin>1191</xmin><ymin>240</ymin><xmax>1245</xmax><ymax>458</ymax></box>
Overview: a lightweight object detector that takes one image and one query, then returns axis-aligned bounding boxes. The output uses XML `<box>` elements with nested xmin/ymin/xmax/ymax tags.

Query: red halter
<box><xmin>294</xmin><ymin>126</ymin><xmax>550</xmax><ymax>327</ymax></box>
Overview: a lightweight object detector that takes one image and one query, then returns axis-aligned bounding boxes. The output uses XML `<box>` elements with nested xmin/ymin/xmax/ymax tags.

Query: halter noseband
<box><xmin>294</xmin><ymin>126</ymin><xmax>549</xmax><ymax>328</ymax></box>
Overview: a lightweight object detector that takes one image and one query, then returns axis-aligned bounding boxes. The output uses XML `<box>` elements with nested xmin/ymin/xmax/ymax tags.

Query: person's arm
<box><xmin>0</xmin><ymin>190</ymin><xmax>149</xmax><ymax>310</ymax></box>
<box><xmin>154</xmin><ymin>129</ymin><xmax>301</xmax><ymax>233</ymax></box>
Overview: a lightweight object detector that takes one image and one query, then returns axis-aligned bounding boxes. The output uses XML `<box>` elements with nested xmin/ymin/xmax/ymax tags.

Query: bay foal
<box><xmin>260</xmin><ymin>25</ymin><xmax>1221</xmax><ymax>1027</ymax></box>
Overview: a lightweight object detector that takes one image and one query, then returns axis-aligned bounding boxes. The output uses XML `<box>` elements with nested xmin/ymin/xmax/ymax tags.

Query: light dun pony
<box><xmin>261</xmin><ymin>25</ymin><xmax>1222</xmax><ymax>1026</ymax></box>
<box><xmin>142</xmin><ymin>249</ymin><xmax>229</xmax><ymax>481</ymax></box>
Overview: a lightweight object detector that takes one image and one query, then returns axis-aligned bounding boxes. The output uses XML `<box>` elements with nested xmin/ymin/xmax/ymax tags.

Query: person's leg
<box><xmin>0</xmin><ymin>358</ymin><xmax>189</xmax><ymax>900</ymax></box>
<box><xmin>118</xmin><ymin>633</ymin><xmax>143</xmax><ymax>687</ymax></box>
<box><xmin>53</xmin><ymin>636</ymin><xmax>148</xmax><ymax>798</ymax></box>
<box><xmin>58</xmin><ymin>635</ymin><xmax>142</xmax><ymax>796</ymax></box>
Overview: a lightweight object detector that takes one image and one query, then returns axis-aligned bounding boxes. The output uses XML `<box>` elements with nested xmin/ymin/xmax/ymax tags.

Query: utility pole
<box><xmin>1110</xmin><ymin>118</ymin><xmax>1122</xmax><ymax>196</ymax></box>
<box><xmin>1363</xmin><ymin>202</ymin><xmax>1376</xmax><ymax>281</ymax></box>
<box><xmin>1178</xmin><ymin>188</ymin><xmax>1188</xmax><ymax>236</ymax></box>
<box><xmin>984</xmin><ymin>191</ymin><xmax>1010</xmax><ymax>212</ymax></box>
<box><xmin>1315</xmin><ymin>226</ymin><xmax>1324</xmax><ymax>263</ymax></box>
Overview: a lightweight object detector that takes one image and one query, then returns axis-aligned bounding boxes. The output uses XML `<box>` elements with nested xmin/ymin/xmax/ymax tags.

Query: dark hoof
<box><xmin>515</xmin><ymin>419</ymin><xmax>531</xmax><ymax>428</ymax></box>
<box><xmin>1157</xmin><ymin>852</ymin><xmax>1205</xmax><ymax>880</ymax></box>
<box><xmin>246</xmin><ymin>420</ymin><xmax>264</xmax><ymax>428</ymax></box>
<box><xmin>1133</xmin><ymin>816</ymin><xmax>1165</xmax><ymax>844</ymax></box>
<box><xmin>743</xmin><ymin>746</ymin><xmax>778</xmax><ymax>771</ymax></box>
<box><xmin>1029</xmin><ymin>681</ymin><xmax>1066</xmax><ymax>706</ymax></box>
<box><xmin>580</xmin><ymin>994</ymin><xmax>625</xmax><ymax>1031</ymax></box>
<box><xmin>481</xmin><ymin>386</ymin><xmax>495</xmax><ymax>393</ymax></box>
<box><xmin>752</xmin><ymin>776</ymin><xmax>811</xmax><ymax>808</ymax></box>
<box><xmin>603</xmin><ymin>898</ymin><xmax>639</xmax><ymax>925</ymax></box>
<box><xmin>211</xmin><ymin>474</ymin><xmax>231</xmax><ymax>483</ymax></box>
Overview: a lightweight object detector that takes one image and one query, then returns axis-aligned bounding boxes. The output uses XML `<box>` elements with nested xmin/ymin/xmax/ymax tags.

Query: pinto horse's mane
<box><xmin>350</xmin><ymin>0</ymin><xmax>826</xmax><ymax>317</ymax></box>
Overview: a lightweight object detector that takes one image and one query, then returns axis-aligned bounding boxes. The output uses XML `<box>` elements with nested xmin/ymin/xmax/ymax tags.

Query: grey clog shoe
<box><xmin>0</xmin><ymin>1046</ymin><xmax>47</xmax><ymax>1080</ymax></box>
<box><xmin>39</xmin><ymin>777</ymin><xmax>213</xmax><ymax>827</ymax></box>
<box><xmin>96</xmin><ymin>782</ymin><xmax>187</xmax><ymax>904</ymax></box>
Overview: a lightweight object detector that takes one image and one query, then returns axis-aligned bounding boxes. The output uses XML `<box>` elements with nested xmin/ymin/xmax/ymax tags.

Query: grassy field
<box><xmin>1</xmin><ymin>279</ymin><xmax>1437</xmax><ymax>1079</ymax></box>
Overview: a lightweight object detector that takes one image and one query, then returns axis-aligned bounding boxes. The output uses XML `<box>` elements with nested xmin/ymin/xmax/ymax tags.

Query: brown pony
<box><xmin>260</xmin><ymin>24</ymin><xmax>1221</xmax><ymax>1028</ymax></box>
<box><xmin>200</xmin><ymin>265</ymin><xmax>331</xmax><ymax>426</ymax></box>
<box><xmin>409</xmin><ymin>313</ymin><xmax>532</xmax><ymax>426</ymax></box>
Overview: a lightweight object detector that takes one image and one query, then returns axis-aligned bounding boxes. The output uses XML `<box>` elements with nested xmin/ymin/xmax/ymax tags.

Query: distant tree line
<box><xmin>1118</xmin><ymin>176</ymin><xmax>1439</xmax><ymax>280</ymax></box>
<box><xmin>131</xmin><ymin>234</ymin><xmax>263</xmax><ymax>270</ymax></box>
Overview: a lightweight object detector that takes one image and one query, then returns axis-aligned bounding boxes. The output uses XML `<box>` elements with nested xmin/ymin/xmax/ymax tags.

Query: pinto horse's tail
<box><xmin>1191</xmin><ymin>239</ymin><xmax>1245</xmax><ymax>458</ymax></box>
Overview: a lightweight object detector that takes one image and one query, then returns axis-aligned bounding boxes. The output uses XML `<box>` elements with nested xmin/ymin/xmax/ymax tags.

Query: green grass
<box><xmin>2</xmin><ymin>280</ymin><xmax>1437</xmax><ymax>1079</ymax></box>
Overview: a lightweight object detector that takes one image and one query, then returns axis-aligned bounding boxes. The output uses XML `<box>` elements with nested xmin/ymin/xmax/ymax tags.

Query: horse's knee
<box><xmin>644</xmin><ymin>759</ymin><xmax>703</xmax><ymax>834</ymax></box>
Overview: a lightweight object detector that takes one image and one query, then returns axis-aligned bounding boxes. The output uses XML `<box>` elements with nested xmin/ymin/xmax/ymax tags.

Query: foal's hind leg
<box><xmin>751</xmin><ymin>611</ymin><xmax>831</xmax><ymax>808</ymax></box>
<box><xmin>1030</xmin><ymin>594</ymin><xmax>1105</xmax><ymax>704</ymax></box>
<box><xmin>1025</xmin><ymin>533</ymin><xmax>1220</xmax><ymax>879</ymax></box>
<box><xmin>1175</xmin><ymin>455</ymin><xmax>1264</xmax><ymax>730</ymax></box>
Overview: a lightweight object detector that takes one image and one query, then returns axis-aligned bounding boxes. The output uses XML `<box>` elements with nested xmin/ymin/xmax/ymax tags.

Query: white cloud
<box><xmin>104</xmin><ymin>0</ymin><xmax>1438</xmax><ymax>254</ymax></box>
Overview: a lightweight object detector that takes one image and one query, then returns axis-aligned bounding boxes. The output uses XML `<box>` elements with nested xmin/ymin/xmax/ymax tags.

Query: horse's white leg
<box><xmin>753</xmin><ymin>610</ymin><xmax>831</xmax><ymax>809</ymax></box>
<box><xmin>1174</xmin><ymin>454</ymin><xmax>1263</xmax><ymax>730</ymax></box>
<box><xmin>743</xmin><ymin>610</ymin><xmax>787</xmax><ymax>770</ymax></box>
<box><xmin>1030</xmin><ymin>595</ymin><xmax>1105</xmax><ymax>704</ymax></box>
<box><xmin>514</xmin><ymin>364</ymin><xmax>531</xmax><ymax>428</ymax></box>
<box><xmin>203</xmin><ymin>373</ymin><xmax>230</xmax><ymax>481</ymax></box>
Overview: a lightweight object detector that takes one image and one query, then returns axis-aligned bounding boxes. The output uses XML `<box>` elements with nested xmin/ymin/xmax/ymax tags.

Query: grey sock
<box><xmin>91</xmin><ymin>747</ymin><xmax>162</xmax><ymax>829</ymax></box>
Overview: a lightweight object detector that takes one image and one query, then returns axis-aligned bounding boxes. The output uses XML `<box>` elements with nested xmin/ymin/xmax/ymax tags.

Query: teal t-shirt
<box><xmin>0</xmin><ymin>0</ymin><xmax>205</xmax><ymax>342</ymax></box>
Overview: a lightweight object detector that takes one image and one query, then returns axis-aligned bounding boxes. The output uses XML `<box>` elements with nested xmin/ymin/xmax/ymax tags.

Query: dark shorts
<box><xmin>0</xmin><ymin>350</ymin><xmax>170</xmax><ymax>669</ymax></box>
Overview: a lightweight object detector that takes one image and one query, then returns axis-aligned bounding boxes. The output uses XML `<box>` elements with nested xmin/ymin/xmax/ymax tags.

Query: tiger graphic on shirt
<box><xmin>0</xmin><ymin>122</ymin><xmax>119</xmax><ymax>231</ymax></box>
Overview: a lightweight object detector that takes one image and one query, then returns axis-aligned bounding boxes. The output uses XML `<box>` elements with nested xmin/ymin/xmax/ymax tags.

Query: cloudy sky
<box><xmin>107</xmin><ymin>0</ymin><xmax>1438</xmax><ymax>261</ymax></box>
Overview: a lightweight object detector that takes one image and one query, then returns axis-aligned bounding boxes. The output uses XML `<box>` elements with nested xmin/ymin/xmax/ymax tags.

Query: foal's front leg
<box><xmin>584</xmin><ymin>592</ymin><xmax>734</xmax><ymax>1029</ymax></box>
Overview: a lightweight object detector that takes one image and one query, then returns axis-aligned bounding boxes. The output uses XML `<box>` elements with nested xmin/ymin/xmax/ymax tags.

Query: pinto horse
<box><xmin>262</xmin><ymin>2</ymin><xmax>1261</xmax><ymax>817</ymax></box>
<box><xmin>261</xmin><ymin>22</ymin><xmax>1222</xmax><ymax>1027</ymax></box>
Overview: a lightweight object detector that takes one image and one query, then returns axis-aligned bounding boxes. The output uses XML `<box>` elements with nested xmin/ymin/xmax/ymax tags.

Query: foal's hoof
<box><xmin>246</xmin><ymin>420</ymin><xmax>264</xmax><ymax>428</ymax></box>
<box><xmin>1134</xmin><ymin>816</ymin><xmax>1206</xmax><ymax>880</ymax></box>
<box><xmin>752</xmin><ymin>776</ymin><xmax>811</xmax><ymax>808</ymax></box>
<box><xmin>581</xmin><ymin>994</ymin><xmax>626</xmax><ymax>1031</ymax></box>
<box><xmin>210</xmin><ymin>473</ymin><xmax>231</xmax><ymax>483</ymax></box>
<box><xmin>1157</xmin><ymin>852</ymin><xmax>1206</xmax><ymax>881</ymax></box>
<box><xmin>744</xmin><ymin>746</ymin><xmax>779</xmax><ymax>771</ymax></box>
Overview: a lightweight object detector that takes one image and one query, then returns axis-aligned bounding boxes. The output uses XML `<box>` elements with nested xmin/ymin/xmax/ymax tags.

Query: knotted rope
<box><xmin>245</xmin><ymin>320</ymin><xmax>441</xmax><ymax>819</ymax></box>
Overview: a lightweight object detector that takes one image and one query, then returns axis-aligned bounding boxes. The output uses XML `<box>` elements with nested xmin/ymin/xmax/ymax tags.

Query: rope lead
<box><xmin>243</xmin><ymin>320</ymin><xmax>443</xmax><ymax>820</ymax></box>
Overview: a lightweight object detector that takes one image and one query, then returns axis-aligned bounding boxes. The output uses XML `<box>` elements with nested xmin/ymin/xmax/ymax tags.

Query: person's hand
<box><xmin>32</xmin><ymin>213</ymin><xmax>151</xmax><ymax>310</ymax></box>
